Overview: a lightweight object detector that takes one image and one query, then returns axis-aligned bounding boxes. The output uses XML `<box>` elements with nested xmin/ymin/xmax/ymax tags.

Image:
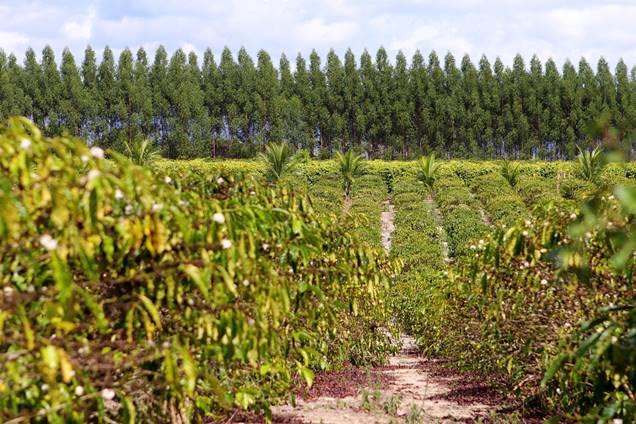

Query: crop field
<box><xmin>2</xmin><ymin>119</ymin><xmax>636</xmax><ymax>423</ymax></box>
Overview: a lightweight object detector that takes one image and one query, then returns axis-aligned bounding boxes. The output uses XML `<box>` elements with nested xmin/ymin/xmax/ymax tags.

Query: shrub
<box><xmin>259</xmin><ymin>142</ymin><xmax>299</xmax><ymax>182</ymax></box>
<box><xmin>124</xmin><ymin>137</ymin><xmax>161</xmax><ymax>166</ymax></box>
<box><xmin>335</xmin><ymin>150</ymin><xmax>366</xmax><ymax>197</ymax></box>
<box><xmin>560</xmin><ymin>178</ymin><xmax>595</xmax><ymax>200</ymax></box>
<box><xmin>416</xmin><ymin>153</ymin><xmax>441</xmax><ymax>189</ymax></box>
<box><xmin>500</xmin><ymin>160</ymin><xmax>521</xmax><ymax>187</ymax></box>
<box><xmin>0</xmin><ymin>118</ymin><xmax>398</xmax><ymax>422</ymax></box>
<box><xmin>515</xmin><ymin>175</ymin><xmax>558</xmax><ymax>205</ymax></box>
<box><xmin>576</xmin><ymin>145</ymin><xmax>606</xmax><ymax>183</ymax></box>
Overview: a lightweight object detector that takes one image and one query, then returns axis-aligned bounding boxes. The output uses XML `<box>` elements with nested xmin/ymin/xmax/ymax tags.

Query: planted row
<box><xmin>348</xmin><ymin>174</ymin><xmax>387</xmax><ymax>247</ymax></box>
<box><xmin>390</xmin><ymin>176</ymin><xmax>448</xmax><ymax>340</ymax></box>
<box><xmin>434</xmin><ymin>173</ymin><xmax>489</xmax><ymax>259</ymax></box>
<box><xmin>0</xmin><ymin>118</ymin><xmax>398</xmax><ymax>422</ymax></box>
<box><xmin>467</xmin><ymin>172</ymin><xmax>528</xmax><ymax>227</ymax></box>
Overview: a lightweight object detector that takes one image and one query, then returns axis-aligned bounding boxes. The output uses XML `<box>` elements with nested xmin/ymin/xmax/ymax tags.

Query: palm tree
<box><xmin>259</xmin><ymin>142</ymin><xmax>298</xmax><ymax>183</ymax></box>
<box><xmin>500</xmin><ymin>160</ymin><xmax>521</xmax><ymax>187</ymax></box>
<box><xmin>416</xmin><ymin>153</ymin><xmax>441</xmax><ymax>189</ymax></box>
<box><xmin>336</xmin><ymin>150</ymin><xmax>366</xmax><ymax>197</ymax></box>
<box><xmin>124</xmin><ymin>138</ymin><xmax>160</xmax><ymax>166</ymax></box>
<box><xmin>577</xmin><ymin>146</ymin><xmax>606</xmax><ymax>183</ymax></box>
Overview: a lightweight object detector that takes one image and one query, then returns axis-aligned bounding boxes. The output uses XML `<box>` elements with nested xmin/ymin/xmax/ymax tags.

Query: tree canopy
<box><xmin>1</xmin><ymin>46</ymin><xmax>636</xmax><ymax>159</ymax></box>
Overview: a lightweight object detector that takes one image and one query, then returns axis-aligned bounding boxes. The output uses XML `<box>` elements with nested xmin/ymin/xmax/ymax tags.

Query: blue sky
<box><xmin>1</xmin><ymin>0</ymin><xmax>636</xmax><ymax>68</ymax></box>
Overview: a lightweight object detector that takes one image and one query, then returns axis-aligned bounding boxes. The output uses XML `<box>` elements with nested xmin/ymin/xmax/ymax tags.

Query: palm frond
<box><xmin>336</xmin><ymin>150</ymin><xmax>366</xmax><ymax>197</ymax></box>
<box><xmin>416</xmin><ymin>153</ymin><xmax>441</xmax><ymax>189</ymax></box>
<box><xmin>124</xmin><ymin>138</ymin><xmax>160</xmax><ymax>166</ymax></box>
<box><xmin>259</xmin><ymin>143</ymin><xmax>297</xmax><ymax>183</ymax></box>
<box><xmin>576</xmin><ymin>145</ymin><xmax>606</xmax><ymax>183</ymax></box>
<box><xmin>500</xmin><ymin>160</ymin><xmax>521</xmax><ymax>187</ymax></box>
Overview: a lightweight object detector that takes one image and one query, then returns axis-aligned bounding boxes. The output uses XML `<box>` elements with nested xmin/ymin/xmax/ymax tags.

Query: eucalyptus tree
<box><xmin>308</xmin><ymin>50</ymin><xmax>328</xmax><ymax>155</ymax></box>
<box><xmin>59</xmin><ymin>48</ymin><xmax>83</xmax><ymax>135</ymax></box>
<box><xmin>97</xmin><ymin>46</ymin><xmax>120</xmax><ymax>148</ymax></box>
<box><xmin>22</xmin><ymin>48</ymin><xmax>42</xmax><ymax>125</ymax></box>
<box><xmin>324</xmin><ymin>49</ymin><xmax>345</xmax><ymax>151</ymax></box>
<box><xmin>40</xmin><ymin>46</ymin><xmax>62</xmax><ymax>135</ymax></box>
<box><xmin>410</xmin><ymin>50</ymin><xmax>431</xmax><ymax>155</ymax></box>
<box><xmin>80</xmin><ymin>46</ymin><xmax>99</xmax><ymax>141</ymax></box>
<box><xmin>134</xmin><ymin>48</ymin><xmax>153</xmax><ymax>141</ymax></box>
<box><xmin>392</xmin><ymin>51</ymin><xmax>413</xmax><ymax>157</ymax></box>
<box><xmin>202</xmin><ymin>48</ymin><xmax>223</xmax><ymax>156</ymax></box>
<box><xmin>150</xmin><ymin>46</ymin><xmax>170</xmax><ymax>150</ymax></box>
<box><xmin>342</xmin><ymin>49</ymin><xmax>364</xmax><ymax>150</ymax></box>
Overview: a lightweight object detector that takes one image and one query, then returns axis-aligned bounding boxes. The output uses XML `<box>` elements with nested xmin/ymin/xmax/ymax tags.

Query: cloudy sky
<box><xmin>2</xmin><ymin>0</ymin><xmax>636</xmax><ymax>68</ymax></box>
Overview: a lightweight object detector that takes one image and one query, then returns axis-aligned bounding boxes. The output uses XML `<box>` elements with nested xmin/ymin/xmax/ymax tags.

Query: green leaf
<box><xmin>184</xmin><ymin>264</ymin><xmax>209</xmax><ymax>302</ymax></box>
<box><xmin>177</xmin><ymin>344</ymin><xmax>197</xmax><ymax>396</ymax></box>
<box><xmin>218</xmin><ymin>266</ymin><xmax>238</xmax><ymax>297</ymax></box>
<box><xmin>615</xmin><ymin>185</ymin><xmax>636</xmax><ymax>214</ymax></box>
<box><xmin>298</xmin><ymin>365</ymin><xmax>315</xmax><ymax>388</ymax></box>
<box><xmin>235</xmin><ymin>391</ymin><xmax>256</xmax><ymax>409</ymax></box>
<box><xmin>138</xmin><ymin>294</ymin><xmax>162</xmax><ymax>330</ymax></box>
<box><xmin>540</xmin><ymin>352</ymin><xmax>568</xmax><ymax>387</ymax></box>
<box><xmin>121</xmin><ymin>395</ymin><xmax>136</xmax><ymax>424</ymax></box>
<box><xmin>50</xmin><ymin>251</ymin><xmax>72</xmax><ymax>303</ymax></box>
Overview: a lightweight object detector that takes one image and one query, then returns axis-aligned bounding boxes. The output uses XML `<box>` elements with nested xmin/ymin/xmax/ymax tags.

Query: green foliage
<box><xmin>500</xmin><ymin>160</ymin><xmax>521</xmax><ymax>187</ymax></box>
<box><xmin>258</xmin><ymin>142</ymin><xmax>298</xmax><ymax>182</ymax></box>
<box><xmin>434</xmin><ymin>174</ymin><xmax>489</xmax><ymax>258</ymax></box>
<box><xmin>336</xmin><ymin>150</ymin><xmax>366</xmax><ymax>197</ymax></box>
<box><xmin>398</xmin><ymin>170</ymin><xmax>636</xmax><ymax>421</ymax></box>
<box><xmin>124</xmin><ymin>137</ymin><xmax>160</xmax><ymax>166</ymax></box>
<box><xmin>515</xmin><ymin>175</ymin><xmax>559</xmax><ymax>205</ymax></box>
<box><xmin>6</xmin><ymin>47</ymin><xmax>636</xmax><ymax>159</ymax></box>
<box><xmin>416</xmin><ymin>153</ymin><xmax>441</xmax><ymax>189</ymax></box>
<box><xmin>468</xmin><ymin>173</ymin><xmax>528</xmax><ymax>227</ymax></box>
<box><xmin>389</xmin><ymin>176</ymin><xmax>447</xmax><ymax>340</ymax></box>
<box><xmin>560</xmin><ymin>177</ymin><xmax>595</xmax><ymax>200</ymax></box>
<box><xmin>0</xmin><ymin>118</ymin><xmax>398</xmax><ymax>422</ymax></box>
<box><xmin>576</xmin><ymin>146</ymin><xmax>606</xmax><ymax>183</ymax></box>
<box><xmin>539</xmin><ymin>186</ymin><xmax>636</xmax><ymax>421</ymax></box>
<box><xmin>348</xmin><ymin>175</ymin><xmax>386</xmax><ymax>247</ymax></box>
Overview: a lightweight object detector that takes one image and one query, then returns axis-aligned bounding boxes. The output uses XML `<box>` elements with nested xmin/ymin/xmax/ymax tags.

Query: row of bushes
<box><xmin>448</xmin><ymin>160</ymin><xmax>636</xmax><ymax>180</ymax></box>
<box><xmin>400</xmin><ymin>170</ymin><xmax>636</xmax><ymax>421</ymax></box>
<box><xmin>444</xmin><ymin>192</ymin><xmax>636</xmax><ymax>421</ymax></box>
<box><xmin>515</xmin><ymin>175</ymin><xmax>560</xmax><ymax>206</ymax></box>
<box><xmin>0</xmin><ymin>119</ymin><xmax>399</xmax><ymax>422</ymax></box>
<box><xmin>348</xmin><ymin>175</ymin><xmax>387</xmax><ymax>247</ymax></box>
<box><xmin>466</xmin><ymin>173</ymin><xmax>528</xmax><ymax>227</ymax></box>
<box><xmin>156</xmin><ymin>158</ymin><xmax>636</xmax><ymax>186</ymax></box>
<box><xmin>389</xmin><ymin>177</ymin><xmax>447</xmax><ymax>339</ymax></box>
<box><xmin>434</xmin><ymin>172</ymin><xmax>490</xmax><ymax>259</ymax></box>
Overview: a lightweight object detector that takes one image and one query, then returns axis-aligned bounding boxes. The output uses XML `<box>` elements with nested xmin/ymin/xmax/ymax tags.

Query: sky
<box><xmin>2</xmin><ymin>0</ymin><xmax>636</xmax><ymax>68</ymax></box>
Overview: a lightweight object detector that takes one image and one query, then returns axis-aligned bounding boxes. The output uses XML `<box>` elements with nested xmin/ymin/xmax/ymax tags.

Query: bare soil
<box><xmin>381</xmin><ymin>200</ymin><xmax>395</xmax><ymax>252</ymax></box>
<box><xmin>270</xmin><ymin>335</ymin><xmax>501</xmax><ymax>423</ymax></box>
<box><xmin>264</xmin><ymin>200</ymin><xmax>505</xmax><ymax>423</ymax></box>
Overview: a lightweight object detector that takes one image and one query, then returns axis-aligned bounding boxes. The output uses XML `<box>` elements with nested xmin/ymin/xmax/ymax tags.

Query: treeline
<box><xmin>1</xmin><ymin>45</ymin><xmax>635</xmax><ymax>159</ymax></box>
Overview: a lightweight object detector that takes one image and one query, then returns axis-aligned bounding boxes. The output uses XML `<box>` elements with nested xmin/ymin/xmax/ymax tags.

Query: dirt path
<box><xmin>381</xmin><ymin>200</ymin><xmax>395</xmax><ymax>252</ymax></box>
<box><xmin>424</xmin><ymin>195</ymin><xmax>451</xmax><ymax>264</ymax></box>
<box><xmin>270</xmin><ymin>199</ymin><xmax>500</xmax><ymax>423</ymax></box>
<box><xmin>272</xmin><ymin>334</ymin><xmax>497</xmax><ymax>423</ymax></box>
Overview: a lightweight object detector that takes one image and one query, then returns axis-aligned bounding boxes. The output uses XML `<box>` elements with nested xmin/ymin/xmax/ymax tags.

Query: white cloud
<box><xmin>63</xmin><ymin>10</ymin><xmax>95</xmax><ymax>41</ymax></box>
<box><xmin>295</xmin><ymin>18</ymin><xmax>359</xmax><ymax>46</ymax></box>
<box><xmin>0</xmin><ymin>31</ymin><xmax>30</xmax><ymax>53</ymax></box>
<box><xmin>1</xmin><ymin>0</ymin><xmax>635</xmax><ymax>68</ymax></box>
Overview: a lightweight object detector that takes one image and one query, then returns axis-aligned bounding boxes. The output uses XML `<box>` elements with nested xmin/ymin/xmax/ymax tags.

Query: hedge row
<box><xmin>389</xmin><ymin>176</ymin><xmax>448</xmax><ymax>339</ymax></box>
<box><xmin>348</xmin><ymin>175</ymin><xmax>387</xmax><ymax>247</ymax></box>
<box><xmin>434</xmin><ymin>173</ymin><xmax>489</xmax><ymax>259</ymax></box>
<box><xmin>0</xmin><ymin>118</ymin><xmax>398</xmax><ymax>422</ymax></box>
<box><xmin>467</xmin><ymin>173</ymin><xmax>528</xmax><ymax>227</ymax></box>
